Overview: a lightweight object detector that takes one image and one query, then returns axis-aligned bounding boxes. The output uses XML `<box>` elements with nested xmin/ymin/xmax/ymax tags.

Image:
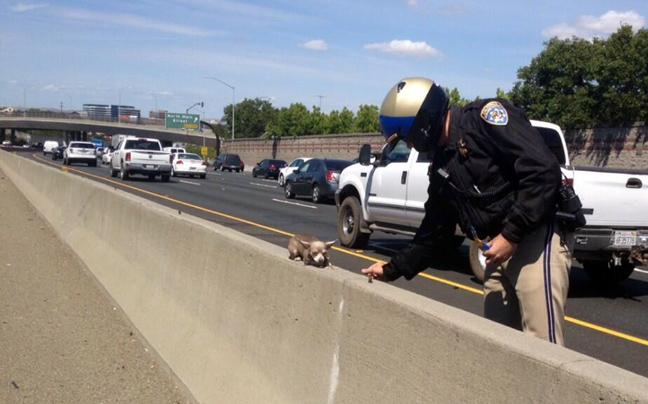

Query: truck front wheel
<box><xmin>582</xmin><ymin>259</ymin><xmax>635</xmax><ymax>285</ymax></box>
<box><xmin>337</xmin><ymin>197</ymin><xmax>370</xmax><ymax>248</ymax></box>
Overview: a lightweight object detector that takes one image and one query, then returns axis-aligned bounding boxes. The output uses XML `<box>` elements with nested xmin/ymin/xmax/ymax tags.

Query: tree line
<box><xmin>510</xmin><ymin>25</ymin><xmax>648</xmax><ymax>129</ymax></box>
<box><xmin>213</xmin><ymin>25</ymin><xmax>646</xmax><ymax>138</ymax></box>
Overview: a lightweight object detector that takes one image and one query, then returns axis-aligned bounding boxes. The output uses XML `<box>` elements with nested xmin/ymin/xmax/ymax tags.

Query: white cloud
<box><xmin>300</xmin><ymin>39</ymin><xmax>328</xmax><ymax>51</ymax></box>
<box><xmin>9</xmin><ymin>2</ymin><xmax>48</xmax><ymax>12</ymax></box>
<box><xmin>543</xmin><ymin>10</ymin><xmax>645</xmax><ymax>39</ymax></box>
<box><xmin>407</xmin><ymin>0</ymin><xmax>419</xmax><ymax>6</ymax></box>
<box><xmin>364</xmin><ymin>39</ymin><xmax>441</xmax><ymax>58</ymax></box>
<box><xmin>43</xmin><ymin>84</ymin><xmax>59</xmax><ymax>91</ymax></box>
<box><xmin>56</xmin><ymin>7</ymin><xmax>218</xmax><ymax>37</ymax></box>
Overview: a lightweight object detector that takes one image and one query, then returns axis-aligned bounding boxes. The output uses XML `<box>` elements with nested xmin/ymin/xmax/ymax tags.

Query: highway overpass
<box><xmin>0</xmin><ymin>115</ymin><xmax>217</xmax><ymax>147</ymax></box>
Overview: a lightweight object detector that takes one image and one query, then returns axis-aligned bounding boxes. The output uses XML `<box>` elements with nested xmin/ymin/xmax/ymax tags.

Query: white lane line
<box><xmin>179</xmin><ymin>180</ymin><xmax>201</xmax><ymax>186</ymax></box>
<box><xmin>634</xmin><ymin>268</ymin><xmax>648</xmax><ymax>275</ymax></box>
<box><xmin>250</xmin><ymin>182</ymin><xmax>278</xmax><ymax>189</ymax></box>
<box><xmin>271</xmin><ymin>198</ymin><xmax>317</xmax><ymax>209</ymax></box>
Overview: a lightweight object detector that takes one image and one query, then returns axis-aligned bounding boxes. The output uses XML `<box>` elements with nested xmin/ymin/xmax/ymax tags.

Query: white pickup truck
<box><xmin>110</xmin><ymin>136</ymin><xmax>172</xmax><ymax>182</ymax></box>
<box><xmin>335</xmin><ymin>120</ymin><xmax>648</xmax><ymax>284</ymax></box>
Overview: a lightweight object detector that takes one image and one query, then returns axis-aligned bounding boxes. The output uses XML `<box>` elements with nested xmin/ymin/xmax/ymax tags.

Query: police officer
<box><xmin>362</xmin><ymin>77</ymin><xmax>574</xmax><ymax>345</ymax></box>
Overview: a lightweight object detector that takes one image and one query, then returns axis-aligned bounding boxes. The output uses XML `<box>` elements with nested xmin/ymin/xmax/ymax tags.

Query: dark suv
<box><xmin>212</xmin><ymin>153</ymin><xmax>244</xmax><ymax>172</ymax></box>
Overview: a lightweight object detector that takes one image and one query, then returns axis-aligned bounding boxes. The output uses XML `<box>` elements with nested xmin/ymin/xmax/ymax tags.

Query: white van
<box><xmin>43</xmin><ymin>141</ymin><xmax>59</xmax><ymax>155</ymax></box>
<box><xmin>164</xmin><ymin>146</ymin><xmax>186</xmax><ymax>154</ymax></box>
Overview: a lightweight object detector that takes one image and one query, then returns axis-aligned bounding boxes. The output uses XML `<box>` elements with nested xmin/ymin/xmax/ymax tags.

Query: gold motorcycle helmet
<box><xmin>379</xmin><ymin>77</ymin><xmax>449</xmax><ymax>153</ymax></box>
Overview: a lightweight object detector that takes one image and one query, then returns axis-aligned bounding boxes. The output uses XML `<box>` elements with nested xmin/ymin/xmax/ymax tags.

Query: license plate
<box><xmin>145</xmin><ymin>165</ymin><xmax>157</xmax><ymax>169</ymax></box>
<box><xmin>189</xmin><ymin>167</ymin><xmax>196</xmax><ymax>170</ymax></box>
<box><xmin>613</xmin><ymin>231</ymin><xmax>637</xmax><ymax>246</ymax></box>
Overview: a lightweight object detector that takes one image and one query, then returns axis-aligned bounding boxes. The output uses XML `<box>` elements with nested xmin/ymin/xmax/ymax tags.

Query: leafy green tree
<box><xmin>310</xmin><ymin>106</ymin><xmax>330</xmax><ymax>135</ymax></box>
<box><xmin>352</xmin><ymin>104</ymin><xmax>379</xmax><ymax>133</ymax></box>
<box><xmin>495</xmin><ymin>88</ymin><xmax>509</xmax><ymax>99</ymax></box>
<box><xmin>223</xmin><ymin>98</ymin><xmax>278</xmax><ymax>138</ymax></box>
<box><xmin>594</xmin><ymin>25</ymin><xmax>648</xmax><ymax>123</ymax></box>
<box><xmin>264</xmin><ymin>103</ymin><xmax>312</xmax><ymax>137</ymax></box>
<box><xmin>445</xmin><ymin>87</ymin><xmax>471</xmax><ymax>107</ymax></box>
<box><xmin>328</xmin><ymin>107</ymin><xmax>355</xmax><ymax>134</ymax></box>
<box><xmin>510</xmin><ymin>25</ymin><xmax>648</xmax><ymax>128</ymax></box>
<box><xmin>510</xmin><ymin>35</ymin><xmax>597</xmax><ymax>128</ymax></box>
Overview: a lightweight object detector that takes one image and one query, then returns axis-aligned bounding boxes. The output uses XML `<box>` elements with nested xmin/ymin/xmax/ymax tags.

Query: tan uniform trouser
<box><xmin>483</xmin><ymin>222</ymin><xmax>573</xmax><ymax>345</ymax></box>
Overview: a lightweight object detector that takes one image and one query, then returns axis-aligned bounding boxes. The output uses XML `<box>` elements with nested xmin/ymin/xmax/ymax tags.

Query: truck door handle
<box><xmin>626</xmin><ymin>178</ymin><xmax>642</xmax><ymax>188</ymax></box>
<box><xmin>401</xmin><ymin>171</ymin><xmax>407</xmax><ymax>184</ymax></box>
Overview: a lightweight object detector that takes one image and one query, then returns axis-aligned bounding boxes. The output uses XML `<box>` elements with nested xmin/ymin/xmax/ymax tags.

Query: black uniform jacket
<box><xmin>383</xmin><ymin>99</ymin><xmax>562</xmax><ymax>281</ymax></box>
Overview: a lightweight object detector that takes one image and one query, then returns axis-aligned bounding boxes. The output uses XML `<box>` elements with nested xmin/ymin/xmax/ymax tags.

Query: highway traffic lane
<box><xmin>19</xmin><ymin>151</ymin><xmax>648</xmax><ymax>378</ymax></box>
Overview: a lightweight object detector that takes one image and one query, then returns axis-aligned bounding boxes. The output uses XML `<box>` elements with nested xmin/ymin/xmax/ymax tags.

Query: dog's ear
<box><xmin>324</xmin><ymin>240</ymin><xmax>337</xmax><ymax>249</ymax></box>
<box><xmin>299</xmin><ymin>239</ymin><xmax>311</xmax><ymax>248</ymax></box>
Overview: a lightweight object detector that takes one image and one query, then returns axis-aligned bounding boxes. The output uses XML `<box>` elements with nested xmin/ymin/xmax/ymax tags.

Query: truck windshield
<box><xmin>125</xmin><ymin>140</ymin><xmax>161</xmax><ymax>151</ymax></box>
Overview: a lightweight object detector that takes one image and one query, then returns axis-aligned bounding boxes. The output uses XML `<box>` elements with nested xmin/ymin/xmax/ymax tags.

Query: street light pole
<box><xmin>205</xmin><ymin>77</ymin><xmax>235</xmax><ymax>140</ymax></box>
<box><xmin>150</xmin><ymin>92</ymin><xmax>158</xmax><ymax>111</ymax></box>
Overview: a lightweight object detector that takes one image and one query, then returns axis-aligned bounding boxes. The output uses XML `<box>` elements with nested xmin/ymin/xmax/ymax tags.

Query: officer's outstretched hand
<box><xmin>483</xmin><ymin>234</ymin><xmax>517</xmax><ymax>266</ymax></box>
<box><xmin>362</xmin><ymin>261</ymin><xmax>389</xmax><ymax>282</ymax></box>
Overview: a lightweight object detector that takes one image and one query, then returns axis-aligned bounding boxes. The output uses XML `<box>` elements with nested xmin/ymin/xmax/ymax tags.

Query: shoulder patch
<box><xmin>480</xmin><ymin>101</ymin><xmax>508</xmax><ymax>126</ymax></box>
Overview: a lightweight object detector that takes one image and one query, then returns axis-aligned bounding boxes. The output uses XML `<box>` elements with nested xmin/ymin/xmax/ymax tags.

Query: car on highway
<box><xmin>252</xmin><ymin>159</ymin><xmax>287</xmax><ymax>179</ymax></box>
<box><xmin>278</xmin><ymin>157</ymin><xmax>312</xmax><ymax>187</ymax></box>
<box><xmin>212</xmin><ymin>153</ymin><xmax>244</xmax><ymax>172</ymax></box>
<box><xmin>1</xmin><ymin>140</ymin><xmax>11</xmax><ymax>148</ymax></box>
<box><xmin>51</xmin><ymin>146</ymin><xmax>66</xmax><ymax>160</ymax></box>
<box><xmin>43</xmin><ymin>141</ymin><xmax>59</xmax><ymax>155</ymax></box>
<box><xmin>95</xmin><ymin>147</ymin><xmax>104</xmax><ymax>158</ymax></box>
<box><xmin>171</xmin><ymin>153</ymin><xmax>207</xmax><ymax>179</ymax></box>
<box><xmin>284</xmin><ymin>158</ymin><xmax>352</xmax><ymax>203</ymax></box>
<box><xmin>63</xmin><ymin>141</ymin><xmax>98</xmax><ymax>166</ymax></box>
<box><xmin>164</xmin><ymin>146</ymin><xmax>186</xmax><ymax>154</ymax></box>
<box><xmin>101</xmin><ymin>148</ymin><xmax>113</xmax><ymax>165</ymax></box>
<box><xmin>111</xmin><ymin>136</ymin><xmax>172</xmax><ymax>181</ymax></box>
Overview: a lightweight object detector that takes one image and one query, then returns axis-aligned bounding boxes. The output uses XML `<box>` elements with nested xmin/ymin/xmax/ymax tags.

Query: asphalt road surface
<box><xmin>10</xmin><ymin>148</ymin><xmax>648</xmax><ymax>379</ymax></box>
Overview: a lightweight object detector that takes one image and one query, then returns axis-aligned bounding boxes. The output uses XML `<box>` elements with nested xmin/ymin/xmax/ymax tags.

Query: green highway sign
<box><xmin>166</xmin><ymin>113</ymin><xmax>200</xmax><ymax>130</ymax></box>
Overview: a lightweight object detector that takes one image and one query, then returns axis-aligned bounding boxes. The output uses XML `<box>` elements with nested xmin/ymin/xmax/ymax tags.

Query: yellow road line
<box><xmin>566</xmin><ymin>316</ymin><xmax>648</xmax><ymax>347</ymax></box>
<box><xmin>32</xmin><ymin>153</ymin><xmax>648</xmax><ymax>348</ymax></box>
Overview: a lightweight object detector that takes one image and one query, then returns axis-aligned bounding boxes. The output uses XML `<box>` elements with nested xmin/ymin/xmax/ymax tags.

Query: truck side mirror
<box><xmin>358</xmin><ymin>144</ymin><xmax>372</xmax><ymax>166</ymax></box>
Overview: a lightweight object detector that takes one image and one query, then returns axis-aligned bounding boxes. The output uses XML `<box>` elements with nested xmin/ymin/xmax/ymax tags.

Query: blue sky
<box><xmin>1</xmin><ymin>1</ymin><xmax>646</xmax><ymax>120</ymax></box>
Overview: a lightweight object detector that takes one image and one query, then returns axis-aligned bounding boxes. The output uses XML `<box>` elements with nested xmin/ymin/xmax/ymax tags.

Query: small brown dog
<box><xmin>288</xmin><ymin>233</ymin><xmax>336</xmax><ymax>268</ymax></box>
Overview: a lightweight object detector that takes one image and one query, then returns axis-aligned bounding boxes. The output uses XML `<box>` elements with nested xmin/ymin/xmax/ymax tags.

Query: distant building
<box><xmin>83</xmin><ymin>104</ymin><xmax>141</xmax><ymax>122</ymax></box>
<box><xmin>111</xmin><ymin>105</ymin><xmax>140</xmax><ymax>120</ymax></box>
<box><xmin>149</xmin><ymin>109</ymin><xmax>167</xmax><ymax>120</ymax></box>
<box><xmin>83</xmin><ymin>104</ymin><xmax>112</xmax><ymax>119</ymax></box>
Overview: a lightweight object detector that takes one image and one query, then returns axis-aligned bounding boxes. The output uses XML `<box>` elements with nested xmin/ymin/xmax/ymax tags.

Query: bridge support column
<box><xmin>10</xmin><ymin>129</ymin><xmax>17</xmax><ymax>144</ymax></box>
<box><xmin>64</xmin><ymin>131</ymin><xmax>70</xmax><ymax>145</ymax></box>
<box><xmin>82</xmin><ymin>131</ymin><xmax>88</xmax><ymax>141</ymax></box>
<box><xmin>0</xmin><ymin>129</ymin><xmax>5</xmax><ymax>142</ymax></box>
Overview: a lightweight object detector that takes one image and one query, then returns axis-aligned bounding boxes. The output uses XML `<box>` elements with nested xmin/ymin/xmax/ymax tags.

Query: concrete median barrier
<box><xmin>1</xmin><ymin>151</ymin><xmax>647</xmax><ymax>403</ymax></box>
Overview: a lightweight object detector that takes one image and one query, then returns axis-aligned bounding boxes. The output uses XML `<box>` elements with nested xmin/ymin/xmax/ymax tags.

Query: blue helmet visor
<box><xmin>379</xmin><ymin>115</ymin><xmax>416</xmax><ymax>141</ymax></box>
